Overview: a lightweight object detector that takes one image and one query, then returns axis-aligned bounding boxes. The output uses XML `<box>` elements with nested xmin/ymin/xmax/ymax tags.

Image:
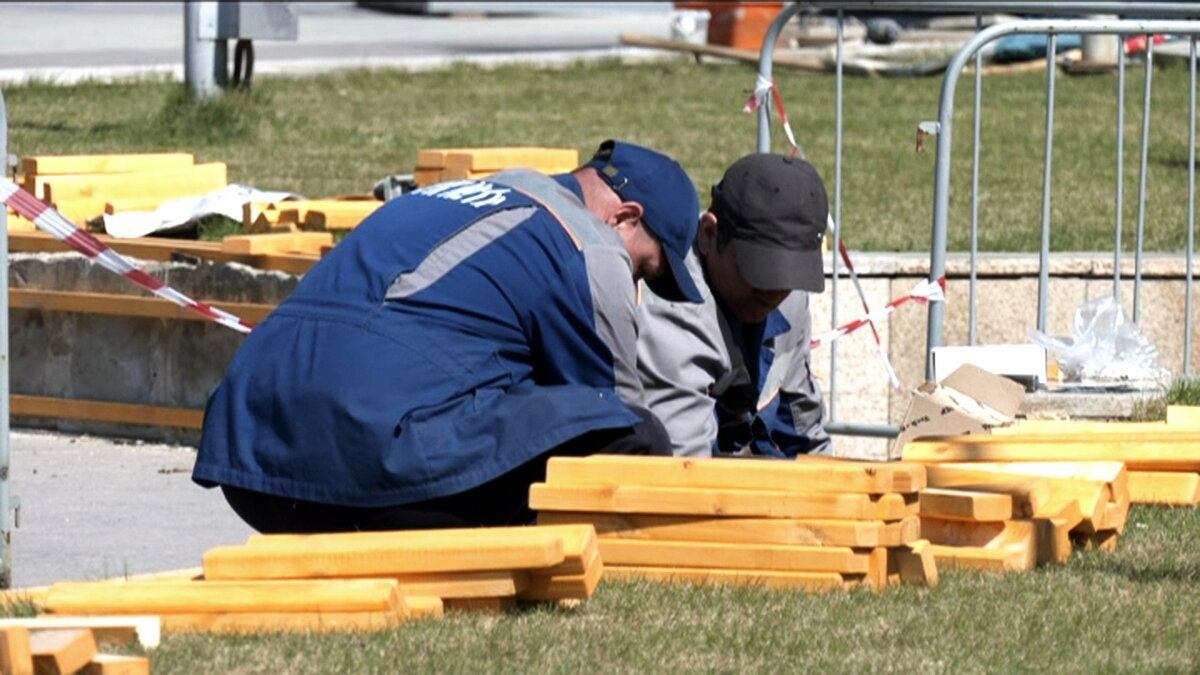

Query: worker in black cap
<box><xmin>638</xmin><ymin>153</ymin><xmax>831</xmax><ymax>457</ymax></box>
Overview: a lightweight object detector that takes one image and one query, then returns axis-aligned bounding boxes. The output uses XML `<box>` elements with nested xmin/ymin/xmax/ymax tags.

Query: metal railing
<box><xmin>755</xmin><ymin>3</ymin><xmax>1200</xmax><ymax>438</ymax></box>
<box><xmin>1</xmin><ymin>89</ymin><xmax>12</xmax><ymax>588</ymax></box>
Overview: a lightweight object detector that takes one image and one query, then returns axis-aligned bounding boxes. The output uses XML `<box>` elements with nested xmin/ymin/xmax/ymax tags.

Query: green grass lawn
<box><xmin>5</xmin><ymin>57</ymin><xmax>1196</xmax><ymax>252</ymax></box>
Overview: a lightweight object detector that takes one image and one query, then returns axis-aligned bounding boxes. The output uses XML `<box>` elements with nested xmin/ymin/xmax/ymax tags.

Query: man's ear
<box><xmin>610</xmin><ymin>201</ymin><xmax>645</xmax><ymax>230</ymax></box>
<box><xmin>697</xmin><ymin>211</ymin><xmax>719</xmax><ymax>255</ymax></box>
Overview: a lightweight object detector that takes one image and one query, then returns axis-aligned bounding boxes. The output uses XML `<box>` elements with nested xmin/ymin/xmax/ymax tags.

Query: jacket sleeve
<box><xmin>636</xmin><ymin>252</ymin><xmax>727</xmax><ymax>457</ymax></box>
<box><xmin>754</xmin><ymin>292</ymin><xmax>831</xmax><ymax>456</ymax></box>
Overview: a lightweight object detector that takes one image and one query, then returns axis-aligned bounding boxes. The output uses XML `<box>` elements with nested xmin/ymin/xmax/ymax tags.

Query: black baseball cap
<box><xmin>709</xmin><ymin>154</ymin><xmax>828</xmax><ymax>293</ymax></box>
<box><xmin>586</xmin><ymin>140</ymin><xmax>703</xmax><ymax>304</ymax></box>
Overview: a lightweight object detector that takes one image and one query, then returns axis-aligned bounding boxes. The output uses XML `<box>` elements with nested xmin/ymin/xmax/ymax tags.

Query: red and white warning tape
<box><xmin>743</xmin><ymin>74</ymin><xmax>801</xmax><ymax>158</ymax></box>
<box><xmin>1</xmin><ymin>179</ymin><xmax>254</xmax><ymax>334</ymax></box>
<box><xmin>809</xmin><ymin>276</ymin><xmax>946</xmax><ymax>351</ymax></box>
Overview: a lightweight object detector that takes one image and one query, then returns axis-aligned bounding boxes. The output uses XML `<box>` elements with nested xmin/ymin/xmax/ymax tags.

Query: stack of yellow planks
<box><xmin>413</xmin><ymin>147</ymin><xmax>580</xmax><ymax>187</ymax></box>
<box><xmin>911</xmin><ymin>460</ymin><xmax>1129</xmax><ymax>571</ymax></box>
<box><xmin>243</xmin><ymin>199</ymin><xmax>383</xmax><ymax>233</ymax></box>
<box><xmin>19</xmin><ymin>153</ymin><xmax>226</xmax><ymax>224</ymax></box>
<box><xmin>984</xmin><ymin>405</ymin><xmax>1200</xmax><ymax>505</ymax></box>
<box><xmin>33</xmin><ymin>525</ymin><xmax>600</xmax><ymax>634</ymax></box>
<box><xmin>0</xmin><ymin>622</ymin><xmax>152</xmax><ymax>674</ymax></box>
<box><xmin>531</xmin><ymin>455</ymin><xmax>935</xmax><ymax>592</ymax></box>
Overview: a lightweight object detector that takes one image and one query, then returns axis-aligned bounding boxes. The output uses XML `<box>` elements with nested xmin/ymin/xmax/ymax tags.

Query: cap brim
<box><xmin>646</xmin><ymin>242</ymin><xmax>704</xmax><ymax>304</ymax></box>
<box><xmin>734</xmin><ymin>239</ymin><xmax>825</xmax><ymax>293</ymax></box>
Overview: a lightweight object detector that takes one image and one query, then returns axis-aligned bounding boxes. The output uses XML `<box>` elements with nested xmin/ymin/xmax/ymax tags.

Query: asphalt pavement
<box><xmin>0</xmin><ymin>1</ymin><xmax>677</xmax><ymax>591</ymax></box>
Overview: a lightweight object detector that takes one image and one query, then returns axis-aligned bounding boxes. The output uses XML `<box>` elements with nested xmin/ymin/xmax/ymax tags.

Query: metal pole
<box><xmin>1133</xmin><ymin>36</ymin><xmax>1154</xmax><ymax>322</ymax></box>
<box><xmin>802</xmin><ymin>3</ymin><xmax>1200</xmax><ymax>17</ymax></box>
<box><xmin>756</xmin><ymin>3</ymin><xmax>802</xmax><ymax>153</ymax></box>
<box><xmin>969</xmin><ymin>13</ymin><xmax>983</xmax><ymax>345</ymax></box>
<box><xmin>1114</xmin><ymin>44</ymin><xmax>1126</xmax><ymax>300</ymax></box>
<box><xmin>184</xmin><ymin>1</ymin><xmax>226</xmax><ymax>101</ymax></box>
<box><xmin>829</xmin><ymin>10</ymin><xmax>844</xmax><ymax>422</ymax></box>
<box><xmin>1037</xmin><ymin>33</ymin><xmax>1057</xmax><ymax>333</ymax></box>
<box><xmin>0</xmin><ymin>88</ymin><xmax>11</xmax><ymax>589</ymax></box>
<box><xmin>1187</xmin><ymin>37</ymin><xmax>1196</xmax><ymax>375</ymax></box>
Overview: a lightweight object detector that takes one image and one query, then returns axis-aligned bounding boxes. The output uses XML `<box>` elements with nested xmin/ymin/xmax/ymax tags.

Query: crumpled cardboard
<box><xmin>891</xmin><ymin>363</ymin><xmax>1026</xmax><ymax>457</ymax></box>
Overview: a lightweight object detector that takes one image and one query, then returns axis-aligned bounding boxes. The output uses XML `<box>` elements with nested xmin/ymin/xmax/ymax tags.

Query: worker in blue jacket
<box><xmin>638</xmin><ymin>153</ymin><xmax>831</xmax><ymax>458</ymax></box>
<box><xmin>193</xmin><ymin>140</ymin><xmax>703</xmax><ymax>533</ymax></box>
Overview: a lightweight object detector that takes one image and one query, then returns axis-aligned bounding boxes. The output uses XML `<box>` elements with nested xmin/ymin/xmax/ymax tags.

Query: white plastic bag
<box><xmin>1028</xmin><ymin>295</ymin><xmax>1169</xmax><ymax>385</ymax></box>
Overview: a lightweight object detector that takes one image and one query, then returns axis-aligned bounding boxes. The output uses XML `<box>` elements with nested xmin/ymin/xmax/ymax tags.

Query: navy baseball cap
<box><xmin>586</xmin><ymin>140</ymin><xmax>703</xmax><ymax>304</ymax></box>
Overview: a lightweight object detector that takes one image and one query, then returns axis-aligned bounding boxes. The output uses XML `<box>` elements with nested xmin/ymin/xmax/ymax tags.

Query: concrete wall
<box><xmin>8</xmin><ymin>250</ymin><xmax>1198</xmax><ymax>453</ymax></box>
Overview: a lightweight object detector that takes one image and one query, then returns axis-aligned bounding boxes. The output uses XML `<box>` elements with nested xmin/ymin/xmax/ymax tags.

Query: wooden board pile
<box><xmin>531</xmin><ymin>455</ymin><xmax>936</xmax><ymax>592</ymax></box>
<box><xmin>13</xmin><ymin>153</ymin><xmax>227</xmax><ymax>227</ymax></box>
<box><xmin>986</xmin><ymin>405</ymin><xmax>1200</xmax><ymax>505</ymax></box>
<box><xmin>910</xmin><ymin>461</ymin><xmax>1129</xmax><ymax>572</ymax></box>
<box><xmin>29</xmin><ymin>525</ymin><xmax>600</xmax><ymax>635</ymax></box>
<box><xmin>243</xmin><ymin>199</ymin><xmax>382</xmax><ymax>234</ymax></box>
<box><xmin>413</xmin><ymin>147</ymin><xmax>579</xmax><ymax>187</ymax></box>
<box><xmin>0</xmin><ymin>617</ymin><xmax>154</xmax><ymax>674</ymax></box>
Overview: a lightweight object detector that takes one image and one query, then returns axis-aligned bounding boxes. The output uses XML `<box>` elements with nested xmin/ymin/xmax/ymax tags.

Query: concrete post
<box><xmin>184</xmin><ymin>1</ymin><xmax>227</xmax><ymax>101</ymax></box>
<box><xmin>1082</xmin><ymin>15</ymin><xmax>1120</xmax><ymax>66</ymax></box>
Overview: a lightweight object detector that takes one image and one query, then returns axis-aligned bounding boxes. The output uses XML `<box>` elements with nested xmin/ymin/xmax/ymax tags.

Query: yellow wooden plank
<box><xmin>44</xmin><ymin>163</ymin><xmax>227</xmax><ymax>204</ymax></box>
<box><xmin>544</xmin><ymin>455</ymin><xmax>924</xmax><ymax>495</ymax></box>
<box><xmin>948</xmin><ymin>461</ymin><xmax>1128</xmax><ymax>502</ymax></box>
<box><xmin>404</xmin><ymin>596</ymin><xmax>444</xmax><ymax>620</ymax></box>
<box><xmin>11</xmin><ymin>289</ymin><xmax>276</xmax><ymax>324</ymax></box>
<box><xmin>29</xmin><ymin>628</ymin><xmax>98</xmax><ymax>675</ymax></box>
<box><xmin>519</xmin><ymin>550</ymin><xmax>603</xmax><ymax>602</ymax></box>
<box><xmin>11</xmin><ymin>394</ymin><xmax>204</xmax><ymax>430</ymax></box>
<box><xmin>993</xmin><ymin>419</ymin><xmax>1169</xmax><ymax>435</ymax></box>
<box><xmin>205</xmin><ymin>535</ymin><xmax>565</xmax><ymax>580</ymax></box>
<box><xmin>23</xmin><ymin>153</ymin><xmax>194</xmax><ymax>177</ymax></box>
<box><xmin>443</xmin><ymin>147</ymin><xmax>579</xmax><ymax>172</ymax></box>
<box><xmin>2</xmin><ymin>617</ymin><xmax>159</xmax><ymax>650</ymax></box>
<box><xmin>48</xmin><ymin>198</ymin><xmax>109</xmax><ymax>225</ymax></box>
<box><xmin>530</xmin><ymin>483</ymin><xmax>895</xmax><ymax>520</ymax></box>
<box><xmin>902</xmin><ymin>432</ymin><xmax>1200</xmax><ymax>471</ymax></box>
<box><xmin>536</xmin><ymin>511</ymin><xmax>919</xmax><ymax>548</ymax></box>
<box><xmin>925</xmin><ymin>465</ymin><xmax>1107</xmax><ymax>529</ymax></box>
<box><xmin>887</xmin><ymin>540</ymin><xmax>939</xmax><ymax>587</ymax></box>
<box><xmin>4</xmin><ymin>209</ymin><xmax>38</xmax><ymax>232</ymax></box>
<box><xmin>1126</xmin><ymin>471</ymin><xmax>1200</xmax><ymax>505</ymax></box>
<box><xmin>295</xmin><ymin>201</ymin><xmax>381</xmax><ymax>231</ymax></box>
<box><xmin>391</xmin><ymin>570</ymin><xmax>528</xmax><ymax>599</ymax></box>
<box><xmin>604</xmin><ymin>566</ymin><xmax>851</xmax><ymax>591</ymax></box>
<box><xmin>919</xmin><ymin>517</ymin><xmax>1036</xmax><ymax>551</ymax></box>
<box><xmin>919</xmin><ymin>488</ymin><xmax>1013</xmax><ymax>522</ymax></box>
<box><xmin>0</xmin><ymin>627</ymin><xmax>33</xmax><ymax>675</ymax></box>
<box><xmin>1032</xmin><ymin>515</ymin><xmax>1074</xmax><ymax>565</ymax></box>
<box><xmin>597</xmin><ymin>539</ymin><xmax>870</xmax><ymax>574</ymax></box>
<box><xmin>82</xmin><ymin>653</ymin><xmax>151</xmax><ymax>675</ymax></box>
<box><xmin>159</xmin><ymin>610</ymin><xmax>409</xmax><ymax>634</ymax></box>
<box><xmin>247</xmin><ymin>524</ymin><xmax>596</xmax><ymax>576</ymax></box>
<box><xmin>413</xmin><ymin>168</ymin><xmax>443</xmax><ymax>187</ymax></box>
<box><xmin>221</xmin><ymin>232</ymin><xmax>333</xmax><ymax>255</ymax></box>
<box><xmin>929</xmin><ymin>544</ymin><xmax>1035</xmax><ymax>572</ymax></box>
<box><xmin>1167</xmin><ymin>406</ymin><xmax>1200</xmax><ymax>427</ymax></box>
<box><xmin>44</xmin><ymin>579</ymin><xmax>406</xmax><ymax>615</ymax></box>
<box><xmin>1035</xmin><ymin>496</ymin><xmax>1084</xmax><ymax>530</ymax></box>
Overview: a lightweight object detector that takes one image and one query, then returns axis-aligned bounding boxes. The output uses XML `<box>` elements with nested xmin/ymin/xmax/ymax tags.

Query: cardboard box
<box><xmin>931</xmin><ymin>344</ymin><xmax>1048</xmax><ymax>390</ymax></box>
<box><xmin>891</xmin><ymin>363</ymin><xmax>1026</xmax><ymax>457</ymax></box>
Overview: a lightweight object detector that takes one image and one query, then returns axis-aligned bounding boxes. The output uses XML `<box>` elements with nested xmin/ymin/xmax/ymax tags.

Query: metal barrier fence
<box><xmin>756</xmin><ymin>2</ymin><xmax>1200</xmax><ymax>437</ymax></box>
<box><xmin>1</xmin><ymin>88</ymin><xmax>12</xmax><ymax>587</ymax></box>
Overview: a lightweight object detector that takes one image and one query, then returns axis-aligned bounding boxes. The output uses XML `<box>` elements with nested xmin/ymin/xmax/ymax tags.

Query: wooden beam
<box><xmin>887</xmin><ymin>540</ymin><xmax>939</xmax><ymax>587</ymax></box>
<box><xmin>603</xmin><ymin>566</ymin><xmax>851</xmax><ymax>591</ymax></box>
<box><xmin>919</xmin><ymin>488</ymin><xmax>1013</xmax><ymax>522</ymax></box>
<box><xmin>391</xmin><ymin>570</ymin><xmax>528</xmax><ymax>600</ymax></box>
<box><xmin>535</xmin><ymin>511</ymin><xmax>920</xmax><ymax>548</ymax></box>
<box><xmin>221</xmin><ymin>232</ymin><xmax>333</xmax><ymax>256</ymax></box>
<box><xmin>0</xmin><ymin>627</ymin><xmax>33</xmax><ymax>675</ymax></box>
<box><xmin>902</xmin><ymin>432</ymin><xmax>1200</xmax><ymax>471</ymax></box>
<box><xmin>1126</xmin><ymin>471</ymin><xmax>1200</xmax><ymax>505</ymax></box>
<box><xmin>543</xmin><ymin>455</ymin><xmax>925</xmax><ymax>495</ymax></box>
<box><xmin>158</xmin><ymin>610</ymin><xmax>409</xmax><ymax>634</ymax></box>
<box><xmin>29</xmin><ymin>628</ymin><xmax>98</xmax><ymax>675</ymax></box>
<box><xmin>44</xmin><ymin>579</ymin><xmax>407</xmax><ymax>615</ymax></box>
<box><xmin>11</xmin><ymin>288</ymin><xmax>276</xmax><ymax>324</ymax></box>
<box><xmin>0</xmin><ymin>617</ymin><xmax>159</xmax><ymax>650</ymax></box>
<box><xmin>519</xmin><ymin>550</ymin><xmax>603</xmax><ymax>602</ymax></box>
<box><xmin>82</xmin><ymin>653</ymin><xmax>151</xmax><ymax>675</ymax></box>
<box><xmin>23</xmin><ymin>153</ymin><xmax>194</xmax><ymax>177</ymax></box>
<box><xmin>203</xmin><ymin>535</ymin><xmax>565</xmax><ymax>580</ymax></box>
<box><xmin>529</xmin><ymin>483</ymin><xmax>908</xmax><ymax>521</ymax></box>
<box><xmin>1167</xmin><ymin>406</ymin><xmax>1200</xmax><ymax>427</ymax></box>
<box><xmin>43</xmin><ymin>163</ymin><xmax>226</xmax><ymax>205</ymax></box>
<box><xmin>11</xmin><ymin>395</ymin><xmax>203</xmax><ymax>430</ymax></box>
<box><xmin>597</xmin><ymin>539</ymin><xmax>871</xmax><ymax>574</ymax></box>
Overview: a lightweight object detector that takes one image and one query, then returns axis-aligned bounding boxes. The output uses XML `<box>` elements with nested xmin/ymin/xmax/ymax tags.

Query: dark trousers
<box><xmin>222</xmin><ymin>406</ymin><xmax>668</xmax><ymax>534</ymax></box>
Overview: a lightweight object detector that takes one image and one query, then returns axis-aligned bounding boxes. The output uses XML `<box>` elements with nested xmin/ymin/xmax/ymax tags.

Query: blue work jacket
<box><xmin>194</xmin><ymin>170</ymin><xmax>642</xmax><ymax>507</ymax></box>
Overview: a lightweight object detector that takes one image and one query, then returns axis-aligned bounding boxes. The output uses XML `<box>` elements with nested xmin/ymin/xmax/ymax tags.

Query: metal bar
<box><xmin>924</xmin><ymin>18</ymin><xmax>1200</xmax><ymax>380</ymax></box>
<box><xmin>1037</xmin><ymin>33</ymin><xmax>1057</xmax><ymax>333</ymax></box>
<box><xmin>969</xmin><ymin>13</ymin><xmax>983</xmax><ymax>345</ymax></box>
<box><xmin>801</xmin><ymin>3</ymin><xmax>1200</xmax><ymax>17</ymax></box>
<box><xmin>829</xmin><ymin>9</ymin><xmax>844</xmax><ymax>422</ymax></box>
<box><xmin>1114</xmin><ymin>44</ymin><xmax>1126</xmax><ymax>300</ymax></box>
<box><xmin>0</xmin><ymin>87</ymin><xmax>11</xmax><ymax>589</ymax></box>
<box><xmin>755</xmin><ymin>3</ymin><xmax>802</xmax><ymax>153</ymax></box>
<box><xmin>1133</xmin><ymin>36</ymin><xmax>1154</xmax><ymax>323</ymax></box>
<box><xmin>824</xmin><ymin>422</ymin><xmax>900</xmax><ymax>438</ymax></box>
<box><xmin>1187</xmin><ymin>37</ymin><xmax>1197</xmax><ymax>375</ymax></box>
